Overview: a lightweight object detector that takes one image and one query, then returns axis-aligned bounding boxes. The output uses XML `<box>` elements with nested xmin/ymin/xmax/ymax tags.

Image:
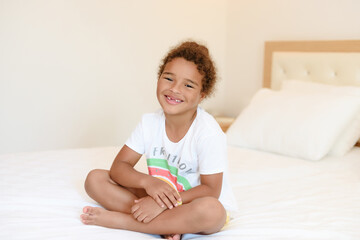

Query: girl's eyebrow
<box><xmin>163</xmin><ymin>72</ymin><xmax>174</xmax><ymax>76</ymax></box>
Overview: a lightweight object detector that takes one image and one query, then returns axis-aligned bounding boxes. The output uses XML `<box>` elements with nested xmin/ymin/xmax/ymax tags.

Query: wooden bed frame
<box><xmin>263</xmin><ymin>40</ymin><xmax>360</xmax><ymax>147</ymax></box>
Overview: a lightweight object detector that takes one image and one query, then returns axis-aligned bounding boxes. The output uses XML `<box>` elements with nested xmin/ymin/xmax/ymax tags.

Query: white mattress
<box><xmin>1</xmin><ymin>146</ymin><xmax>359</xmax><ymax>240</ymax></box>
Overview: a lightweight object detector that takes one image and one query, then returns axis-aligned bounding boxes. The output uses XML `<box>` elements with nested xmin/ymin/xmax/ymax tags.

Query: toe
<box><xmin>85</xmin><ymin>206</ymin><xmax>99</xmax><ymax>216</ymax></box>
<box><xmin>81</xmin><ymin>214</ymin><xmax>89</xmax><ymax>220</ymax></box>
<box><xmin>173</xmin><ymin>234</ymin><xmax>181</xmax><ymax>240</ymax></box>
<box><xmin>165</xmin><ymin>234</ymin><xmax>177</xmax><ymax>240</ymax></box>
<box><xmin>83</xmin><ymin>206</ymin><xmax>90</xmax><ymax>214</ymax></box>
<box><xmin>80</xmin><ymin>214</ymin><xmax>91</xmax><ymax>224</ymax></box>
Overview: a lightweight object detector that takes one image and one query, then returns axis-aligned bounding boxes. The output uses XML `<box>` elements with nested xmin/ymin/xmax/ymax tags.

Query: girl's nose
<box><xmin>170</xmin><ymin>83</ymin><xmax>181</xmax><ymax>94</ymax></box>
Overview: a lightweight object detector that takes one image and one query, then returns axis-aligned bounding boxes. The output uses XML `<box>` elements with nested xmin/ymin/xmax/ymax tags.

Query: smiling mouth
<box><xmin>165</xmin><ymin>95</ymin><xmax>184</xmax><ymax>104</ymax></box>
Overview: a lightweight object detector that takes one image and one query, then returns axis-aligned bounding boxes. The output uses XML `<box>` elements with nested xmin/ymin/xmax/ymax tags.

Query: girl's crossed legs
<box><xmin>81</xmin><ymin>169</ymin><xmax>227</xmax><ymax>236</ymax></box>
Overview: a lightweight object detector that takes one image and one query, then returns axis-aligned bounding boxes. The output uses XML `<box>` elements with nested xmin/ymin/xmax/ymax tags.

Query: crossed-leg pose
<box><xmin>82</xmin><ymin>168</ymin><xmax>226</xmax><ymax>239</ymax></box>
<box><xmin>81</xmin><ymin>41</ymin><xmax>235</xmax><ymax>239</ymax></box>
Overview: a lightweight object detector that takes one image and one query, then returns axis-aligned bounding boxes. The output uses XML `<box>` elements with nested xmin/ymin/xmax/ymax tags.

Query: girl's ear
<box><xmin>200</xmin><ymin>92</ymin><xmax>206</xmax><ymax>102</ymax></box>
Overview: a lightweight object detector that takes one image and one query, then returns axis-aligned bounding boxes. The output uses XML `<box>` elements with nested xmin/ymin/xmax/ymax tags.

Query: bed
<box><xmin>1</xmin><ymin>40</ymin><xmax>360</xmax><ymax>240</ymax></box>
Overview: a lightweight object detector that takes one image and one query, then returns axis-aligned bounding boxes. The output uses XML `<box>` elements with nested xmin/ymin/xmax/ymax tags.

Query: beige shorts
<box><xmin>221</xmin><ymin>211</ymin><xmax>230</xmax><ymax>230</ymax></box>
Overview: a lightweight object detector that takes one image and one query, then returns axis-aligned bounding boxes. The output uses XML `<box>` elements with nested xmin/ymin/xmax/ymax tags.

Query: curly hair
<box><xmin>158</xmin><ymin>41</ymin><xmax>217</xmax><ymax>98</ymax></box>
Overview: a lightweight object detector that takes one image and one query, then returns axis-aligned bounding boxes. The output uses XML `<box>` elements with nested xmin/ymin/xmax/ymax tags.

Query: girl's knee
<box><xmin>194</xmin><ymin>197</ymin><xmax>225</xmax><ymax>214</ymax></box>
<box><xmin>84</xmin><ymin>169</ymin><xmax>110</xmax><ymax>193</ymax></box>
<box><xmin>192</xmin><ymin>197</ymin><xmax>227</xmax><ymax>233</ymax></box>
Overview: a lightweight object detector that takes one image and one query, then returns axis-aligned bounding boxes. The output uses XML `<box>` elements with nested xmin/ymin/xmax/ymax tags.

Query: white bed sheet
<box><xmin>1</xmin><ymin>146</ymin><xmax>359</xmax><ymax>240</ymax></box>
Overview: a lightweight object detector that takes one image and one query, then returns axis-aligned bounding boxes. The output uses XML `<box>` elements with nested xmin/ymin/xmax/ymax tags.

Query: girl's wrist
<box><xmin>139</xmin><ymin>174</ymin><xmax>152</xmax><ymax>189</ymax></box>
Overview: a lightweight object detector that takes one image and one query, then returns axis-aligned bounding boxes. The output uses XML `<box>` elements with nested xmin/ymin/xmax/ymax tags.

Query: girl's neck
<box><xmin>164</xmin><ymin>108</ymin><xmax>197</xmax><ymax>143</ymax></box>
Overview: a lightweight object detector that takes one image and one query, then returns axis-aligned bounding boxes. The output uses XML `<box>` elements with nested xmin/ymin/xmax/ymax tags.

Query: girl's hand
<box><xmin>143</xmin><ymin>177</ymin><xmax>182</xmax><ymax>209</ymax></box>
<box><xmin>131</xmin><ymin>196</ymin><xmax>166</xmax><ymax>223</ymax></box>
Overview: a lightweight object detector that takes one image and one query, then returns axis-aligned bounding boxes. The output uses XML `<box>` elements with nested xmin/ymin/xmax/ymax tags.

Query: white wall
<box><xmin>0</xmin><ymin>0</ymin><xmax>228</xmax><ymax>154</ymax></box>
<box><xmin>2</xmin><ymin>0</ymin><xmax>360</xmax><ymax>154</ymax></box>
<box><xmin>224</xmin><ymin>0</ymin><xmax>360</xmax><ymax>117</ymax></box>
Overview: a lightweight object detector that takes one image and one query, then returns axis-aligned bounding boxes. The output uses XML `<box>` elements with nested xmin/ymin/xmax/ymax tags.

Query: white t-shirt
<box><xmin>125</xmin><ymin>107</ymin><xmax>238</xmax><ymax>212</ymax></box>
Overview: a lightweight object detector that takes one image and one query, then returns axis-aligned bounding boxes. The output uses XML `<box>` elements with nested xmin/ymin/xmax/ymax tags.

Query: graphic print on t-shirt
<box><xmin>147</xmin><ymin>158</ymin><xmax>192</xmax><ymax>192</ymax></box>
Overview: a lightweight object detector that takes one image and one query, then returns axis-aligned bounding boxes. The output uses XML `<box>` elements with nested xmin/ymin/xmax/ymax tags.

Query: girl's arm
<box><xmin>109</xmin><ymin>145</ymin><xmax>181</xmax><ymax>208</ymax></box>
<box><xmin>109</xmin><ymin>145</ymin><xmax>148</xmax><ymax>188</ymax></box>
<box><xmin>178</xmin><ymin>172</ymin><xmax>223</xmax><ymax>204</ymax></box>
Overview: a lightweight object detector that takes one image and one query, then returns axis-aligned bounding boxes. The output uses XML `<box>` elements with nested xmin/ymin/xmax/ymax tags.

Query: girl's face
<box><xmin>157</xmin><ymin>57</ymin><xmax>205</xmax><ymax>118</ymax></box>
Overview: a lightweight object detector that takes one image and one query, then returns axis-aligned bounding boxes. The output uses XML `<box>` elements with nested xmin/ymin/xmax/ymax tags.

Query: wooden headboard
<box><xmin>263</xmin><ymin>40</ymin><xmax>360</xmax><ymax>147</ymax></box>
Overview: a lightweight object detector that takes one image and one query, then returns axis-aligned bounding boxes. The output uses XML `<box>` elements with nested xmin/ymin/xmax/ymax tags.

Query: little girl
<box><xmin>81</xmin><ymin>41</ymin><xmax>236</xmax><ymax>239</ymax></box>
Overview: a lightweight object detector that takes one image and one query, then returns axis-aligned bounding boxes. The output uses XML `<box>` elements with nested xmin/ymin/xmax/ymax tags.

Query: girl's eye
<box><xmin>185</xmin><ymin>84</ymin><xmax>194</xmax><ymax>88</ymax></box>
<box><xmin>165</xmin><ymin>77</ymin><xmax>173</xmax><ymax>81</ymax></box>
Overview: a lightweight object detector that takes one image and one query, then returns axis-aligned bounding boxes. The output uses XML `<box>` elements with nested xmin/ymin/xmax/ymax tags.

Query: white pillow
<box><xmin>282</xmin><ymin>80</ymin><xmax>360</xmax><ymax>156</ymax></box>
<box><xmin>330</xmin><ymin>111</ymin><xmax>360</xmax><ymax>156</ymax></box>
<box><xmin>282</xmin><ymin>80</ymin><xmax>360</xmax><ymax>96</ymax></box>
<box><xmin>226</xmin><ymin>89</ymin><xmax>360</xmax><ymax>161</ymax></box>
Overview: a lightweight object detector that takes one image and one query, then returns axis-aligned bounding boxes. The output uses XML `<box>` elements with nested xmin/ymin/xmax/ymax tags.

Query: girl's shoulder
<box><xmin>194</xmin><ymin>107</ymin><xmax>225</xmax><ymax>138</ymax></box>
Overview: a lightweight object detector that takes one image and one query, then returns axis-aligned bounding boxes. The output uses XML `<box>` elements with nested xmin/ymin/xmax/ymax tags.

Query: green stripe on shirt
<box><xmin>147</xmin><ymin>158</ymin><xmax>192</xmax><ymax>190</ymax></box>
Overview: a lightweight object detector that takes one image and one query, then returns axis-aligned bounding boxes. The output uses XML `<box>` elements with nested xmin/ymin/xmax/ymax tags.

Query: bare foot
<box><xmin>163</xmin><ymin>234</ymin><xmax>182</xmax><ymax>240</ymax></box>
<box><xmin>80</xmin><ymin>206</ymin><xmax>127</xmax><ymax>229</ymax></box>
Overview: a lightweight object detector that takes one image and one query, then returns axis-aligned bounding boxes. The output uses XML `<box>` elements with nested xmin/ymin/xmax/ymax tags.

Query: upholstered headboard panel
<box><xmin>263</xmin><ymin>40</ymin><xmax>360</xmax><ymax>90</ymax></box>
